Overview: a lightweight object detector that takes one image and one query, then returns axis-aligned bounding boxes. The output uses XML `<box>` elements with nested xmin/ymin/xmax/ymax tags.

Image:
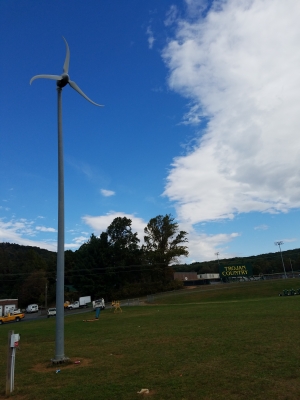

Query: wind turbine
<box><xmin>30</xmin><ymin>37</ymin><xmax>103</xmax><ymax>363</ymax></box>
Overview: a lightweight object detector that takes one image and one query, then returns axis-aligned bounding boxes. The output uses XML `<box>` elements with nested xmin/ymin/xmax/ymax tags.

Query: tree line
<box><xmin>0</xmin><ymin>214</ymin><xmax>188</xmax><ymax>306</ymax></box>
<box><xmin>173</xmin><ymin>249</ymin><xmax>300</xmax><ymax>276</ymax></box>
<box><xmin>2</xmin><ymin>213</ymin><xmax>299</xmax><ymax>307</ymax></box>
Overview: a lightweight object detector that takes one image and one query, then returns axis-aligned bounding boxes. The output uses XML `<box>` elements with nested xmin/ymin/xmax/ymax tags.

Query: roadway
<box><xmin>22</xmin><ymin>307</ymin><xmax>96</xmax><ymax>322</ymax></box>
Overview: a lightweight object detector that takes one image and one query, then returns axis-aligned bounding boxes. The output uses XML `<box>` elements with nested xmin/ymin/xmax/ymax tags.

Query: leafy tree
<box><xmin>143</xmin><ymin>214</ymin><xmax>189</xmax><ymax>267</ymax></box>
<box><xmin>19</xmin><ymin>270</ymin><xmax>47</xmax><ymax>307</ymax></box>
<box><xmin>107</xmin><ymin>217</ymin><xmax>142</xmax><ymax>286</ymax></box>
<box><xmin>72</xmin><ymin>233</ymin><xmax>112</xmax><ymax>299</ymax></box>
<box><xmin>107</xmin><ymin>217</ymin><xmax>140</xmax><ymax>252</ymax></box>
<box><xmin>71</xmin><ymin>219</ymin><xmax>142</xmax><ymax>299</ymax></box>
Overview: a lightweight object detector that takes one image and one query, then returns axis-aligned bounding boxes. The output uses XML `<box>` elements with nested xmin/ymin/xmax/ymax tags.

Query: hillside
<box><xmin>1</xmin><ymin>242</ymin><xmax>299</xmax><ymax>303</ymax></box>
<box><xmin>174</xmin><ymin>248</ymin><xmax>300</xmax><ymax>275</ymax></box>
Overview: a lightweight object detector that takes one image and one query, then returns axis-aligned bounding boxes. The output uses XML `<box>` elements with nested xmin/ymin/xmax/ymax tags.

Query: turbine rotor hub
<box><xmin>57</xmin><ymin>73</ymin><xmax>70</xmax><ymax>88</ymax></box>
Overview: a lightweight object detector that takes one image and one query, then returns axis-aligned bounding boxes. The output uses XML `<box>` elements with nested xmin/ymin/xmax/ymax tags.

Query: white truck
<box><xmin>67</xmin><ymin>296</ymin><xmax>91</xmax><ymax>309</ymax></box>
<box><xmin>92</xmin><ymin>298</ymin><xmax>105</xmax><ymax>310</ymax></box>
<box><xmin>47</xmin><ymin>308</ymin><xmax>56</xmax><ymax>318</ymax></box>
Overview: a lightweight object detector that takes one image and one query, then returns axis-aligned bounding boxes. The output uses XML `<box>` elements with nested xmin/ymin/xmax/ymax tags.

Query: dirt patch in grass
<box><xmin>0</xmin><ymin>395</ymin><xmax>28</xmax><ymax>400</ymax></box>
<box><xmin>136</xmin><ymin>389</ymin><xmax>157</xmax><ymax>396</ymax></box>
<box><xmin>31</xmin><ymin>357</ymin><xmax>92</xmax><ymax>373</ymax></box>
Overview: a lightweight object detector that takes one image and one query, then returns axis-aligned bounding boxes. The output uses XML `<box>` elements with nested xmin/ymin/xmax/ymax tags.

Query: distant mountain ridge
<box><xmin>1</xmin><ymin>242</ymin><xmax>299</xmax><ymax>303</ymax></box>
<box><xmin>1</xmin><ymin>241</ymin><xmax>299</xmax><ymax>275</ymax></box>
<box><xmin>173</xmin><ymin>248</ymin><xmax>300</xmax><ymax>275</ymax></box>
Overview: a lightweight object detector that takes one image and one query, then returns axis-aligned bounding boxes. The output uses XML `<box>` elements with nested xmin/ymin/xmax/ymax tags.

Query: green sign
<box><xmin>219</xmin><ymin>264</ymin><xmax>252</xmax><ymax>279</ymax></box>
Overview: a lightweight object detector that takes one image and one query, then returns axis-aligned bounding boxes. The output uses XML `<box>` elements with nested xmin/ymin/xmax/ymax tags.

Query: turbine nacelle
<box><xmin>30</xmin><ymin>37</ymin><xmax>104</xmax><ymax>107</ymax></box>
<box><xmin>57</xmin><ymin>73</ymin><xmax>70</xmax><ymax>88</ymax></box>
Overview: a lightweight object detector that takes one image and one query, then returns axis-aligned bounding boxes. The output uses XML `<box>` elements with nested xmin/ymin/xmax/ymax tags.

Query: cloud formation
<box><xmin>82</xmin><ymin>212</ymin><xmax>240</xmax><ymax>262</ymax></box>
<box><xmin>0</xmin><ymin>218</ymin><xmax>57</xmax><ymax>251</ymax></box>
<box><xmin>179</xmin><ymin>220</ymin><xmax>240</xmax><ymax>261</ymax></box>
<box><xmin>254</xmin><ymin>224</ymin><xmax>268</xmax><ymax>231</ymax></box>
<box><xmin>146</xmin><ymin>26</ymin><xmax>155</xmax><ymax>49</ymax></box>
<box><xmin>162</xmin><ymin>0</ymin><xmax>300</xmax><ymax>225</ymax></box>
<box><xmin>100</xmin><ymin>189</ymin><xmax>115</xmax><ymax>197</ymax></box>
<box><xmin>36</xmin><ymin>226</ymin><xmax>57</xmax><ymax>232</ymax></box>
<box><xmin>82</xmin><ymin>212</ymin><xmax>147</xmax><ymax>242</ymax></box>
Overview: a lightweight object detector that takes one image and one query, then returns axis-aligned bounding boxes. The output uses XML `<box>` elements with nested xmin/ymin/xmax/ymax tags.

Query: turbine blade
<box><xmin>62</xmin><ymin>37</ymin><xmax>70</xmax><ymax>74</ymax></box>
<box><xmin>30</xmin><ymin>74</ymin><xmax>61</xmax><ymax>85</ymax></box>
<box><xmin>69</xmin><ymin>80</ymin><xmax>104</xmax><ymax>107</ymax></box>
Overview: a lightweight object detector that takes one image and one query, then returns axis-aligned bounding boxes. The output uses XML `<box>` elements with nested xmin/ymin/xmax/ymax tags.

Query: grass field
<box><xmin>1</xmin><ymin>279</ymin><xmax>300</xmax><ymax>399</ymax></box>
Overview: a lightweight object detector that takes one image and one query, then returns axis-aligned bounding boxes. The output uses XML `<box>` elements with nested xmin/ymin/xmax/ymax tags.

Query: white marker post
<box><xmin>6</xmin><ymin>330</ymin><xmax>20</xmax><ymax>395</ymax></box>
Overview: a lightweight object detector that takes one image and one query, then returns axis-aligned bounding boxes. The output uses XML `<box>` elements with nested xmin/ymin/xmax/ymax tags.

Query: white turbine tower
<box><xmin>30</xmin><ymin>37</ymin><xmax>103</xmax><ymax>363</ymax></box>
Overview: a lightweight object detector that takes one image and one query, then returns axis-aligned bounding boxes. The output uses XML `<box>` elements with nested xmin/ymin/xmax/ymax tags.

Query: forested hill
<box><xmin>0</xmin><ymin>242</ymin><xmax>56</xmax><ymax>266</ymax></box>
<box><xmin>1</xmin><ymin>241</ymin><xmax>299</xmax><ymax>278</ymax></box>
<box><xmin>0</xmin><ymin>242</ymin><xmax>57</xmax><ymax>303</ymax></box>
<box><xmin>1</xmin><ymin>238</ymin><xmax>299</xmax><ymax>306</ymax></box>
<box><xmin>173</xmin><ymin>247</ymin><xmax>300</xmax><ymax>275</ymax></box>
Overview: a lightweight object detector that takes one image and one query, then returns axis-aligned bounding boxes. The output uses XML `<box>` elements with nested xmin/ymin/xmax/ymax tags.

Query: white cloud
<box><xmin>82</xmin><ymin>212</ymin><xmax>147</xmax><ymax>241</ymax></box>
<box><xmin>254</xmin><ymin>224</ymin><xmax>268</xmax><ymax>231</ymax></box>
<box><xmin>0</xmin><ymin>218</ymin><xmax>56</xmax><ymax>251</ymax></box>
<box><xmin>146</xmin><ymin>26</ymin><xmax>155</xmax><ymax>49</ymax></box>
<box><xmin>67</xmin><ymin>157</ymin><xmax>94</xmax><ymax>180</ymax></box>
<box><xmin>36</xmin><ymin>226</ymin><xmax>57</xmax><ymax>232</ymax></box>
<box><xmin>0</xmin><ymin>212</ymin><xmax>242</xmax><ymax>261</ymax></box>
<box><xmin>176</xmin><ymin>220</ymin><xmax>240</xmax><ymax>262</ymax></box>
<box><xmin>162</xmin><ymin>0</ymin><xmax>300</xmax><ymax>226</ymax></box>
<box><xmin>275</xmin><ymin>238</ymin><xmax>297</xmax><ymax>244</ymax></box>
<box><xmin>100</xmin><ymin>189</ymin><xmax>115</xmax><ymax>197</ymax></box>
<box><xmin>82</xmin><ymin>212</ymin><xmax>240</xmax><ymax>261</ymax></box>
<box><xmin>165</xmin><ymin>5</ymin><xmax>178</xmax><ymax>27</ymax></box>
<box><xmin>73</xmin><ymin>235</ymin><xmax>89</xmax><ymax>244</ymax></box>
<box><xmin>65</xmin><ymin>235</ymin><xmax>89</xmax><ymax>249</ymax></box>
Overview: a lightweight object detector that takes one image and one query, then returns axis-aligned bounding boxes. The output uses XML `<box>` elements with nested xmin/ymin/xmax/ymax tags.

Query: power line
<box><xmin>0</xmin><ymin>262</ymin><xmax>172</xmax><ymax>279</ymax></box>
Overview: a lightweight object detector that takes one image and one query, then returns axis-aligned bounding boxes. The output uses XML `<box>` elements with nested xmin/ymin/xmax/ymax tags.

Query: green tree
<box><xmin>143</xmin><ymin>214</ymin><xmax>189</xmax><ymax>267</ymax></box>
<box><xmin>19</xmin><ymin>270</ymin><xmax>47</xmax><ymax>307</ymax></box>
<box><xmin>72</xmin><ymin>233</ymin><xmax>112</xmax><ymax>299</ymax></box>
<box><xmin>107</xmin><ymin>217</ymin><xmax>140</xmax><ymax>252</ymax></box>
<box><xmin>107</xmin><ymin>217</ymin><xmax>142</xmax><ymax>286</ymax></box>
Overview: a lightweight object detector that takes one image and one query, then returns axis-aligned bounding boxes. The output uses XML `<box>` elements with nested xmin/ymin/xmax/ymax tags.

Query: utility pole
<box><xmin>289</xmin><ymin>258</ymin><xmax>294</xmax><ymax>278</ymax></box>
<box><xmin>45</xmin><ymin>281</ymin><xmax>48</xmax><ymax>310</ymax></box>
<box><xmin>274</xmin><ymin>241</ymin><xmax>287</xmax><ymax>279</ymax></box>
<box><xmin>215</xmin><ymin>252</ymin><xmax>221</xmax><ymax>282</ymax></box>
<box><xmin>215</xmin><ymin>252</ymin><xmax>220</xmax><ymax>266</ymax></box>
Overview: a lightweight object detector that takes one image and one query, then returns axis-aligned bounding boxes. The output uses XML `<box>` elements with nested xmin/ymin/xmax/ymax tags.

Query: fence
<box><xmin>119</xmin><ymin>298</ymin><xmax>140</xmax><ymax>307</ymax></box>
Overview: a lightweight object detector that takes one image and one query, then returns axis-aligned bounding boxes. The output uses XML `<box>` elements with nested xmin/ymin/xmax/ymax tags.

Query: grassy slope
<box><xmin>153</xmin><ymin>278</ymin><xmax>300</xmax><ymax>304</ymax></box>
<box><xmin>0</xmin><ymin>279</ymin><xmax>300</xmax><ymax>400</ymax></box>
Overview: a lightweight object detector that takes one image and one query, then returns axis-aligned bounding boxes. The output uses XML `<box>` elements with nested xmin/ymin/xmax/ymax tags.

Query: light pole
<box><xmin>215</xmin><ymin>252</ymin><xmax>221</xmax><ymax>281</ymax></box>
<box><xmin>45</xmin><ymin>281</ymin><xmax>48</xmax><ymax>310</ymax></box>
<box><xmin>215</xmin><ymin>252</ymin><xmax>220</xmax><ymax>266</ymax></box>
<box><xmin>289</xmin><ymin>258</ymin><xmax>294</xmax><ymax>278</ymax></box>
<box><xmin>274</xmin><ymin>241</ymin><xmax>287</xmax><ymax>279</ymax></box>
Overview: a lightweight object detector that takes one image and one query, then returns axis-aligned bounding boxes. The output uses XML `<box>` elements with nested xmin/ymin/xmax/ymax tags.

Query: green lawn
<box><xmin>152</xmin><ymin>278</ymin><xmax>300</xmax><ymax>304</ymax></box>
<box><xmin>1</xmin><ymin>280</ymin><xmax>300</xmax><ymax>399</ymax></box>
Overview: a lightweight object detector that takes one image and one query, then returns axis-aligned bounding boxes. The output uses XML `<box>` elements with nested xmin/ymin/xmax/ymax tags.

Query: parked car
<box><xmin>26</xmin><ymin>304</ymin><xmax>39</xmax><ymax>313</ymax></box>
<box><xmin>47</xmin><ymin>308</ymin><xmax>56</xmax><ymax>318</ymax></box>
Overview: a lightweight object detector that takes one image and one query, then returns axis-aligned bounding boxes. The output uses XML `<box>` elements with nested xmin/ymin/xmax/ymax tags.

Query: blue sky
<box><xmin>1</xmin><ymin>0</ymin><xmax>300</xmax><ymax>263</ymax></box>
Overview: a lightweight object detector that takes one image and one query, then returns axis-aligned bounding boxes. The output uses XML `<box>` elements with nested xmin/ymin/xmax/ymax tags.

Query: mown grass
<box><xmin>1</xmin><ymin>279</ymin><xmax>300</xmax><ymax>399</ymax></box>
<box><xmin>153</xmin><ymin>278</ymin><xmax>300</xmax><ymax>304</ymax></box>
